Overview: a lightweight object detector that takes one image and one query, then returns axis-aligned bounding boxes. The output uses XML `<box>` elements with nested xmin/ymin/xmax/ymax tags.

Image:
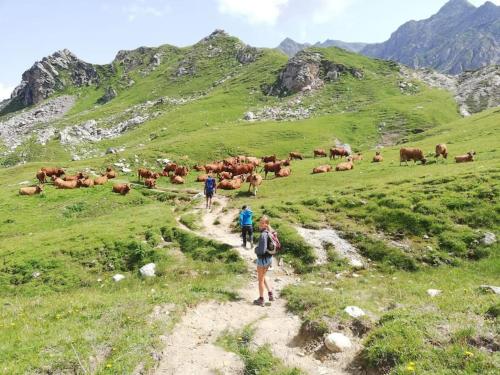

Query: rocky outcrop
<box><xmin>266</xmin><ymin>51</ymin><xmax>363</xmax><ymax>96</ymax></box>
<box><xmin>235</xmin><ymin>45</ymin><xmax>260</xmax><ymax>64</ymax></box>
<box><xmin>400</xmin><ymin>64</ymin><xmax>500</xmax><ymax>116</ymax></box>
<box><xmin>11</xmin><ymin>49</ymin><xmax>99</xmax><ymax>106</ymax></box>
<box><xmin>362</xmin><ymin>0</ymin><xmax>500</xmax><ymax>74</ymax></box>
<box><xmin>98</xmin><ymin>86</ymin><xmax>118</xmax><ymax>104</ymax></box>
<box><xmin>0</xmin><ymin>95</ymin><xmax>74</xmax><ymax>151</ymax></box>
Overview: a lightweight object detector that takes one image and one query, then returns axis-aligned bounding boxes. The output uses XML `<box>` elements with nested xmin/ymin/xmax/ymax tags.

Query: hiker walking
<box><xmin>253</xmin><ymin>215</ymin><xmax>280</xmax><ymax>306</ymax></box>
<box><xmin>240</xmin><ymin>205</ymin><xmax>253</xmax><ymax>249</ymax></box>
<box><xmin>204</xmin><ymin>173</ymin><xmax>216</xmax><ymax>209</ymax></box>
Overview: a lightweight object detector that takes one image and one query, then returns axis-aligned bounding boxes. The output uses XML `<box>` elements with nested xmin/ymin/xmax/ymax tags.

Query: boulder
<box><xmin>344</xmin><ymin>306</ymin><xmax>365</xmax><ymax>318</ymax></box>
<box><xmin>480</xmin><ymin>285</ymin><xmax>500</xmax><ymax>295</ymax></box>
<box><xmin>140</xmin><ymin>263</ymin><xmax>156</xmax><ymax>277</ymax></box>
<box><xmin>482</xmin><ymin>232</ymin><xmax>496</xmax><ymax>246</ymax></box>
<box><xmin>244</xmin><ymin>111</ymin><xmax>255</xmax><ymax>121</ymax></box>
<box><xmin>98</xmin><ymin>86</ymin><xmax>117</xmax><ymax>104</ymax></box>
<box><xmin>106</xmin><ymin>147</ymin><xmax>118</xmax><ymax>154</ymax></box>
<box><xmin>325</xmin><ymin>333</ymin><xmax>352</xmax><ymax>352</ymax></box>
<box><xmin>113</xmin><ymin>274</ymin><xmax>125</xmax><ymax>282</ymax></box>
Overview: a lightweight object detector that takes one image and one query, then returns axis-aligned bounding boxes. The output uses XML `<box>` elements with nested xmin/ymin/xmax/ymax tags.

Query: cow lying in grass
<box><xmin>19</xmin><ymin>185</ymin><xmax>43</xmax><ymax>195</ymax></box>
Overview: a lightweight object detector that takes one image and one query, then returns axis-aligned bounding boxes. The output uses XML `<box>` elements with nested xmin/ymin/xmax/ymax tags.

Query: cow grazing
<box><xmin>336</xmin><ymin>158</ymin><xmax>354</xmax><ymax>171</ymax></box>
<box><xmin>105</xmin><ymin>167</ymin><xmax>117</xmax><ymax>179</ymax></box>
<box><xmin>204</xmin><ymin>162</ymin><xmax>223</xmax><ymax>174</ymax></box>
<box><xmin>197</xmin><ymin>174</ymin><xmax>209</xmax><ymax>182</ymax></box>
<box><xmin>19</xmin><ymin>185</ymin><xmax>43</xmax><ymax>196</ymax></box>
<box><xmin>170</xmin><ymin>175</ymin><xmax>185</xmax><ymax>184</ymax></box>
<box><xmin>229</xmin><ymin>163</ymin><xmax>254</xmax><ymax>176</ymax></box>
<box><xmin>36</xmin><ymin>170</ymin><xmax>46</xmax><ymax>184</ymax></box>
<box><xmin>162</xmin><ymin>163</ymin><xmax>177</xmax><ymax>176</ymax></box>
<box><xmin>435</xmin><ymin>144</ymin><xmax>448</xmax><ymax>159</ymax></box>
<box><xmin>174</xmin><ymin>166</ymin><xmax>189</xmax><ymax>177</ymax></box>
<box><xmin>313</xmin><ymin>165</ymin><xmax>332</xmax><ymax>174</ymax></box>
<box><xmin>113</xmin><ymin>183</ymin><xmax>131</xmax><ymax>195</ymax></box>
<box><xmin>144</xmin><ymin>178</ymin><xmax>156</xmax><ymax>189</ymax></box>
<box><xmin>351</xmin><ymin>153</ymin><xmax>363</xmax><ymax>162</ymax></box>
<box><xmin>54</xmin><ymin>178</ymin><xmax>80</xmax><ymax>189</ymax></box>
<box><xmin>455</xmin><ymin>151</ymin><xmax>476</xmax><ymax>163</ymax></box>
<box><xmin>329</xmin><ymin>147</ymin><xmax>350</xmax><ymax>160</ymax></box>
<box><xmin>372</xmin><ymin>151</ymin><xmax>383</xmax><ymax>163</ymax></box>
<box><xmin>289</xmin><ymin>152</ymin><xmax>303</xmax><ymax>160</ymax></box>
<box><xmin>314</xmin><ymin>149</ymin><xmax>327</xmax><ymax>158</ymax></box>
<box><xmin>41</xmin><ymin>167</ymin><xmax>65</xmax><ymax>177</ymax></box>
<box><xmin>79</xmin><ymin>178</ymin><xmax>94</xmax><ymax>188</ymax></box>
<box><xmin>247</xmin><ymin>173</ymin><xmax>263</xmax><ymax>196</ymax></box>
<box><xmin>262</xmin><ymin>155</ymin><xmax>277</xmax><ymax>163</ymax></box>
<box><xmin>64</xmin><ymin>172</ymin><xmax>84</xmax><ymax>181</ymax></box>
<box><xmin>263</xmin><ymin>162</ymin><xmax>282</xmax><ymax>179</ymax></box>
<box><xmin>275</xmin><ymin>167</ymin><xmax>291</xmax><ymax>178</ymax></box>
<box><xmin>400</xmin><ymin>148</ymin><xmax>427</xmax><ymax>166</ymax></box>
<box><xmin>138</xmin><ymin>168</ymin><xmax>159</xmax><ymax>181</ymax></box>
<box><xmin>94</xmin><ymin>175</ymin><xmax>108</xmax><ymax>185</ymax></box>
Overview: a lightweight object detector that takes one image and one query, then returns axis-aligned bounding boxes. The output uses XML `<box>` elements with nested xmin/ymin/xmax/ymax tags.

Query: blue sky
<box><xmin>0</xmin><ymin>0</ymin><xmax>496</xmax><ymax>99</ymax></box>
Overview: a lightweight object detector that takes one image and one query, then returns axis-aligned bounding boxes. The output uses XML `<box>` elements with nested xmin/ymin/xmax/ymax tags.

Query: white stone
<box><xmin>482</xmin><ymin>232</ymin><xmax>496</xmax><ymax>246</ymax></box>
<box><xmin>344</xmin><ymin>306</ymin><xmax>365</xmax><ymax>318</ymax></box>
<box><xmin>480</xmin><ymin>285</ymin><xmax>500</xmax><ymax>295</ymax></box>
<box><xmin>350</xmin><ymin>259</ymin><xmax>364</xmax><ymax>269</ymax></box>
<box><xmin>140</xmin><ymin>263</ymin><xmax>156</xmax><ymax>277</ymax></box>
<box><xmin>324</xmin><ymin>333</ymin><xmax>352</xmax><ymax>352</ymax></box>
<box><xmin>32</xmin><ymin>272</ymin><xmax>41</xmax><ymax>278</ymax></box>
<box><xmin>244</xmin><ymin>111</ymin><xmax>255</xmax><ymax>121</ymax></box>
<box><xmin>427</xmin><ymin>289</ymin><xmax>442</xmax><ymax>297</ymax></box>
<box><xmin>122</xmin><ymin>167</ymin><xmax>132</xmax><ymax>173</ymax></box>
<box><xmin>112</xmin><ymin>274</ymin><xmax>125</xmax><ymax>282</ymax></box>
<box><xmin>323</xmin><ymin>287</ymin><xmax>334</xmax><ymax>292</ymax></box>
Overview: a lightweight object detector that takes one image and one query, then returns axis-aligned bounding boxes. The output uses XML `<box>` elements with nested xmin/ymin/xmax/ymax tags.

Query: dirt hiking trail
<box><xmin>154</xmin><ymin>196</ymin><xmax>361</xmax><ymax>375</ymax></box>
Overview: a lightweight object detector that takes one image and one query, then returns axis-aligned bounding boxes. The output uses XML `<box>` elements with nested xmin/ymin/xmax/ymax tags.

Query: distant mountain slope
<box><xmin>277</xmin><ymin>38</ymin><xmax>367</xmax><ymax>57</ymax></box>
<box><xmin>362</xmin><ymin>0</ymin><xmax>500</xmax><ymax>74</ymax></box>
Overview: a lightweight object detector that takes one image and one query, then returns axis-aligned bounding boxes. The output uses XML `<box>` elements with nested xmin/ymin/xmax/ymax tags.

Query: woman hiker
<box><xmin>253</xmin><ymin>215</ymin><xmax>274</xmax><ymax>306</ymax></box>
<box><xmin>239</xmin><ymin>205</ymin><xmax>253</xmax><ymax>248</ymax></box>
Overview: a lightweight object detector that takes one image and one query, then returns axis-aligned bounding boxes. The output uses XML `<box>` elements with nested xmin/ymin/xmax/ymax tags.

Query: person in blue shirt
<box><xmin>239</xmin><ymin>205</ymin><xmax>253</xmax><ymax>248</ymax></box>
<box><xmin>204</xmin><ymin>174</ymin><xmax>216</xmax><ymax>209</ymax></box>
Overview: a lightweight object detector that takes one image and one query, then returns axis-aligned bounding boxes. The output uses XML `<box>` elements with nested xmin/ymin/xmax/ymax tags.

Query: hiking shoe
<box><xmin>268</xmin><ymin>292</ymin><xmax>275</xmax><ymax>302</ymax></box>
<box><xmin>253</xmin><ymin>297</ymin><xmax>264</xmax><ymax>306</ymax></box>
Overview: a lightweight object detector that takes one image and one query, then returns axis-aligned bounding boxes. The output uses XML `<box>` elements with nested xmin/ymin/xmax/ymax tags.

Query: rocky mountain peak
<box><xmin>437</xmin><ymin>0</ymin><xmax>475</xmax><ymax>16</ymax></box>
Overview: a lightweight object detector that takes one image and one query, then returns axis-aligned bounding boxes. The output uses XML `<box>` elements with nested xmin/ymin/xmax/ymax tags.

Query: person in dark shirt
<box><xmin>204</xmin><ymin>174</ymin><xmax>216</xmax><ymax>209</ymax></box>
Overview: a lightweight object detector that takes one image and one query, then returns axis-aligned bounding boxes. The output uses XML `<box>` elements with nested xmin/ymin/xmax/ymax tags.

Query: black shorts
<box><xmin>205</xmin><ymin>190</ymin><xmax>214</xmax><ymax>198</ymax></box>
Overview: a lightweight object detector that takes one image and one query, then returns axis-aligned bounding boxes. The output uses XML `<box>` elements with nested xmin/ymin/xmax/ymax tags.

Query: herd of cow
<box><xmin>18</xmin><ymin>143</ymin><xmax>476</xmax><ymax>197</ymax></box>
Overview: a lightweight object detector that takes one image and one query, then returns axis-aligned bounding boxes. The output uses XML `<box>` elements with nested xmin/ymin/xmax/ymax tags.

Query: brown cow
<box><xmin>79</xmin><ymin>178</ymin><xmax>94</xmax><ymax>188</ymax></box>
<box><xmin>94</xmin><ymin>175</ymin><xmax>108</xmax><ymax>185</ymax></box>
<box><xmin>162</xmin><ymin>163</ymin><xmax>177</xmax><ymax>176</ymax></box>
<box><xmin>174</xmin><ymin>166</ymin><xmax>189</xmax><ymax>177</ymax></box>
<box><xmin>64</xmin><ymin>172</ymin><xmax>85</xmax><ymax>182</ymax></box>
<box><xmin>435</xmin><ymin>144</ymin><xmax>448</xmax><ymax>159</ymax></box>
<box><xmin>54</xmin><ymin>178</ymin><xmax>80</xmax><ymax>189</ymax></box>
<box><xmin>263</xmin><ymin>161</ymin><xmax>282</xmax><ymax>179</ymax></box>
<box><xmin>336</xmin><ymin>158</ymin><xmax>354</xmax><ymax>171</ymax></box>
<box><xmin>36</xmin><ymin>170</ymin><xmax>46</xmax><ymax>184</ymax></box>
<box><xmin>455</xmin><ymin>151</ymin><xmax>475</xmax><ymax>163</ymax></box>
<box><xmin>400</xmin><ymin>148</ymin><xmax>427</xmax><ymax>166</ymax></box>
<box><xmin>314</xmin><ymin>149</ymin><xmax>327</xmax><ymax>158</ymax></box>
<box><xmin>105</xmin><ymin>167</ymin><xmax>117</xmax><ymax>179</ymax></box>
<box><xmin>230</xmin><ymin>163</ymin><xmax>254</xmax><ymax>176</ymax></box>
<box><xmin>219</xmin><ymin>171</ymin><xmax>232</xmax><ymax>181</ymax></box>
<box><xmin>197</xmin><ymin>174</ymin><xmax>209</xmax><ymax>182</ymax></box>
<box><xmin>19</xmin><ymin>185</ymin><xmax>43</xmax><ymax>196</ymax></box>
<box><xmin>247</xmin><ymin>173</ymin><xmax>263</xmax><ymax>196</ymax></box>
<box><xmin>246</xmin><ymin>157</ymin><xmax>260</xmax><ymax>166</ymax></box>
<box><xmin>329</xmin><ymin>147</ymin><xmax>350</xmax><ymax>160</ymax></box>
<box><xmin>138</xmin><ymin>168</ymin><xmax>159</xmax><ymax>181</ymax></box>
<box><xmin>41</xmin><ymin>167</ymin><xmax>65</xmax><ymax>177</ymax></box>
<box><xmin>262</xmin><ymin>155</ymin><xmax>277</xmax><ymax>163</ymax></box>
<box><xmin>170</xmin><ymin>175</ymin><xmax>185</xmax><ymax>184</ymax></box>
<box><xmin>113</xmin><ymin>183</ymin><xmax>131</xmax><ymax>195</ymax></box>
<box><xmin>275</xmin><ymin>167</ymin><xmax>291</xmax><ymax>178</ymax></box>
<box><xmin>351</xmin><ymin>153</ymin><xmax>363</xmax><ymax>161</ymax></box>
<box><xmin>218</xmin><ymin>176</ymin><xmax>243</xmax><ymax>190</ymax></box>
<box><xmin>372</xmin><ymin>151</ymin><xmax>383</xmax><ymax>163</ymax></box>
<box><xmin>313</xmin><ymin>165</ymin><xmax>332</xmax><ymax>174</ymax></box>
<box><xmin>289</xmin><ymin>152</ymin><xmax>303</xmax><ymax>160</ymax></box>
<box><xmin>193</xmin><ymin>164</ymin><xmax>205</xmax><ymax>172</ymax></box>
<box><xmin>205</xmin><ymin>162</ymin><xmax>224</xmax><ymax>174</ymax></box>
<box><xmin>144</xmin><ymin>178</ymin><xmax>156</xmax><ymax>189</ymax></box>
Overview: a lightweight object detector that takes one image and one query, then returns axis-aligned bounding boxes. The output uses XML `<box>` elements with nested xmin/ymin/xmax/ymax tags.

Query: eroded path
<box><xmin>155</xmin><ymin>196</ymin><xmax>357</xmax><ymax>375</ymax></box>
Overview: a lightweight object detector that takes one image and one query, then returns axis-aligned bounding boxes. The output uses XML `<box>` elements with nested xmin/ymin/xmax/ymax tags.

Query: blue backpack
<box><xmin>205</xmin><ymin>177</ymin><xmax>215</xmax><ymax>191</ymax></box>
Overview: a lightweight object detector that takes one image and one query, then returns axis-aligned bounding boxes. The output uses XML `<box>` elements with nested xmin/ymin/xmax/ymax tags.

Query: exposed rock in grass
<box><xmin>139</xmin><ymin>263</ymin><xmax>156</xmax><ymax>277</ymax></box>
<box><xmin>112</xmin><ymin>274</ymin><xmax>125</xmax><ymax>282</ymax></box>
<box><xmin>344</xmin><ymin>306</ymin><xmax>366</xmax><ymax>318</ymax></box>
<box><xmin>324</xmin><ymin>332</ymin><xmax>352</xmax><ymax>352</ymax></box>
<box><xmin>482</xmin><ymin>232</ymin><xmax>496</xmax><ymax>246</ymax></box>
<box><xmin>98</xmin><ymin>86</ymin><xmax>117</xmax><ymax>104</ymax></box>
<box><xmin>427</xmin><ymin>289</ymin><xmax>442</xmax><ymax>297</ymax></box>
<box><xmin>479</xmin><ymin>285</ymin><xmax>500</xmax><ymax>295</ymax></box>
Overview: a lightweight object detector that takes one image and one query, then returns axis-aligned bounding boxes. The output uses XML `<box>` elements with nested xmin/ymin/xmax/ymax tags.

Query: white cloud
<box><xmin>0</xmin><ymin>83</ymin><xmax>15</xmax><ymax>101</ymax></box>
<box><xmin>121</xmin><ymin>1</ymin><xmax>171</xmax><ymax>22</ymax></box>
<box><xmin>217</xmin><ymin>0</ymin><xmax>289</xmax><ymax>25</ymax></box>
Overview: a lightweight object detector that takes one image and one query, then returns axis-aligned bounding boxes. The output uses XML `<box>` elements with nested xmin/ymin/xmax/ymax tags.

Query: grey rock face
<box><xmin>98</xmin><ymin>86</ymin><xmax>118</xmax><ymax>104</ymax></box>
<box><xmin>235</xmin><ymin>45</ymin><xmax>260</xmax><ymax>64</ymax></box>
<box><xmin>11</xmin><ymin>49</ymin><xmax>99</xmax><ymax>106</ymax></box>
<box><xmin>361</xmin><ymin>0</ymin><xmax>500</xmax><ymax>74</ymax></box>
<box><xmin>267</xmin><ymin>51</ymin><xmax>363</xmax><ymax>96</ymax></box>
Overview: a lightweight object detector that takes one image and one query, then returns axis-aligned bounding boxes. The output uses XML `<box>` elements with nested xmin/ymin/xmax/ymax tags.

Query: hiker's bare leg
<box><xmin>263</xmin><ymin>268</ymin><xmax>271</xmax><ymax>292</ymax></box>
<box><xmin>257</xmin><ymin>267</ymin><xmax>265</xmax><ymax>298</ymax></box>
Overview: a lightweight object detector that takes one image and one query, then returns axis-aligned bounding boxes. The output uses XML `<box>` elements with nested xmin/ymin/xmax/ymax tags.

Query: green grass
<box><xmin>217</xmin><ymin>325</ymin><xmax>303</xmax><ymax>375</ymax></box>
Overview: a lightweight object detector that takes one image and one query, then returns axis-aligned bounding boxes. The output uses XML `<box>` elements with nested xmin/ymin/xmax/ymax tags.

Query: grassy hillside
<box><xmin>0</xmin><ymin>32</ymin><xmax>498</xmax><ymax>374</ymax></box>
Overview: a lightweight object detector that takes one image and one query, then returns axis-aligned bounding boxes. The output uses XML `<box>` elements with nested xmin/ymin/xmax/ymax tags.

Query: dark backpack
<box><xmin>266</xmin><ymin>230</ymin><xmax>282</xmax><ymax>255</ymax></box>
<box><xmin>205</xmin><ymin>178</ymin><xmax>215</xmax><ymax>191</ymax></box>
